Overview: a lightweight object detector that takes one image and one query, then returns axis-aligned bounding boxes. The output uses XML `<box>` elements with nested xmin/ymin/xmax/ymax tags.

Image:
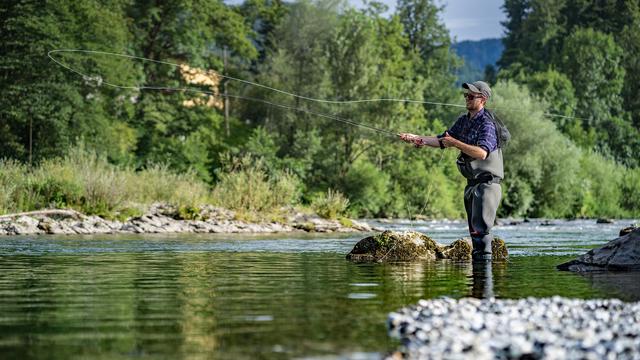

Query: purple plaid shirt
<box><xmin>440</xmin><ymin>108</ymin><xmax>498</xmax><ymax>154</ymax></box>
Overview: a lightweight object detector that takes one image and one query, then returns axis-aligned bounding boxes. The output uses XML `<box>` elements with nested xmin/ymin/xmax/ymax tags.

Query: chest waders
<box><xmin>456</xmin><ymin>149</ymin><xmax>503</xmax><ymax>259</ymax></box>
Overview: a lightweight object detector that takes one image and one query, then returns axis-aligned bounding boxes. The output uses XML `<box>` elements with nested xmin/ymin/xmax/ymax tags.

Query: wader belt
<box><xmin>467</xmin><ymin>175</ymin><xmax>501</xmax><ymax>186</ymax></box>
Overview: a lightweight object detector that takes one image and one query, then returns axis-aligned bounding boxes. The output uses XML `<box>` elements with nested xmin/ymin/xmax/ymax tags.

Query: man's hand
<box><xmin>398</xmin><ymin>133</ymin><xmax>425</xmax><ymax>148</ymax></box>
<box><xmin>441</xmin><ymin>132</ymin><xmax>459</xmax><ymax>148</ymax></box>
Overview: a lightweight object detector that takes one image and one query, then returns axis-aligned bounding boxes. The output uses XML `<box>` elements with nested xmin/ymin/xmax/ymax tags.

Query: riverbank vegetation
<box><xmin>1</xmin><ymin>0</ymin><xmax>638</xmax><ymax>220</ymax></box>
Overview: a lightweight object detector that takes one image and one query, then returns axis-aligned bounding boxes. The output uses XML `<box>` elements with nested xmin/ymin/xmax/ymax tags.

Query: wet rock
<box><xmin>198</xmin><ymin>205</ymin><xmax>235</xmax><ymax>221</ymax></box>
<box><xmin>620</xmin><ymin>226</ymin><xmax>639</xmax><ymax>237</ymax></box>
<box><xmin>557</xmin><ymin>228</ymin><xmax>640</xmax><ymax>271</ymax></box>
<box><xmin>491</xmin><ymin>237</ymin><xmax>509</xmax><ymax>260</ymax></box>
<box><xmin>597</xmin><ymin>218</ymin><xmax>615</xmax><ymax>224</ymax></box>
<box><xmin>290</xmin><ymin>213</ymin><xmax>367</xmax><ymax>233</ymax></box>
<box><xmin>439</xmin><ymin>239</ymin><xmax>472</xmax><ymax>260</ymax></box>
<box><xmin>346</xmin><ymin>231</ymin><xmax>439</xmax><ymax>262</ymax></box>
<box><xmin>0</xmin><ymin>203</ymin><xmax>370</xmax><ymax>236</ymax></box>
<box><xmin>3</xmin><ymin>216</ymin><xmax>43</xmax><ymax>235</ymax></box>
<box><xmin>347</xmin><ymin>231</ymin><xmax>509</xmax><ymax>262</ymax></box>
<box><xmin>350</xmin><ymin>219</ymin><xmax>372</xmax><ymax>232</ymax></box>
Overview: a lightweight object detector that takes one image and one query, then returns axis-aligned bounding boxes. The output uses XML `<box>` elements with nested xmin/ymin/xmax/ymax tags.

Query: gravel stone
<box><xmin>387</xmin><ymin>297</ymin><xmax>640</xmax><ymax>359</ymax></box>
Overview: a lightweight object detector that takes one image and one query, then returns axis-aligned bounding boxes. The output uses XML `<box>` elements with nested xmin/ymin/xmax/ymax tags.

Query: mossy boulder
<box><xmin>491</xmin><ymin>237</ymin><xmax>509</xmax><ymax>260</ymax></box>
<box><xmin>346</xmin><ymin>231</ymin><xmax>509</xmax><ymax>262</ymax></box>
<box><xmin>432</xmin><ymin>237</ymin><xmax>508</xmax><ymax>261</ymax></box>
<box><xmin>346</xmin><ymin>230</ymin><xmax>439</xmax><ymax>262</ymax></box>
<box><xmin>439</xmin><ymin>239</ymin><xmax>473</xmax><ymax>260</ymax></box>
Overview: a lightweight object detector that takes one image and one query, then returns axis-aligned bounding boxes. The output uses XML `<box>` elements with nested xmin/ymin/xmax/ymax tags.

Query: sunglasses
<box><xmin>463</xmin><ymin>93</ymin><xmax>484</xmax><ymax>100</ymax></box>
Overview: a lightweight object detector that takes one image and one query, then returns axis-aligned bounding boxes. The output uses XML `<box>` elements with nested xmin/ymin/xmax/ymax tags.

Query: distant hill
<box><xmin>451</xmin><ymin>38</ymin><xmax>504</xmax><ymax>84</ymax></box>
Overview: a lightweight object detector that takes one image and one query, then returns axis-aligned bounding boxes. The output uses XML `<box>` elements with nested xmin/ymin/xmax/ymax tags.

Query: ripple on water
<box><xmin>347</xmin><ymin>293</ymin><xmax>377</xmax><ymax>299</ymax></box>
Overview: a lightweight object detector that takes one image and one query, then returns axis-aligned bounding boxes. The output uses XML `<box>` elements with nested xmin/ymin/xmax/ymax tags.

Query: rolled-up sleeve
<box><xmin>475</xmin><ymin>120</ymin><xmax>498</xmax><ymax>154</ymax></box>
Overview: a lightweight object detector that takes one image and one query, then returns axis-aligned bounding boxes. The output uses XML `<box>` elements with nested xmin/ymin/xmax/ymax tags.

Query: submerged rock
<box><xmin>346</xmin><ymin>231</ymin><xmax>439</xmax><ymax>262</ymax></box>
<box><xmin>557</xmin><ymin>228</ymin><xmax>640</xmax><ymax>271</ymax></box>
<box><xmin>597</xmin><ymin>218</ymin><xmax>615</xmax><ymax>224</ymax></box>
<box><xmin>346</xmin><ymin>230</ymin><xmax>508</xmax><ymax>262</ymax></box>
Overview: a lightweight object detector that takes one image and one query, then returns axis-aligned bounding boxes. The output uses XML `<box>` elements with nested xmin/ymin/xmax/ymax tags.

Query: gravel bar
<box><xmin>387</xmin><ymin>296</ymin><xmax>640</xmax><ymax>360</ymax></box>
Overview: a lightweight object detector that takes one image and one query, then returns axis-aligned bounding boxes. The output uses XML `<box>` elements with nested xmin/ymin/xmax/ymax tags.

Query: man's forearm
<box><xmin>454</xmin><ymin>142</ymin><xmax>487</xmax><ymax>160</ymax></box>
<box><xmin>418</xmin><ymin>136</ymin><xmax>441</xmax><ymax>148</ymax></box>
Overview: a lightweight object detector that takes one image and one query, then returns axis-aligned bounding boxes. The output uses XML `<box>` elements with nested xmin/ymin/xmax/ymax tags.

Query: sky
<box><xmin>353</xmin><ymin>0</ymin><xmax>507</xmax><ymax>41</ymax></box>
<box><xmin>225</xmin><ymin>0</ymin><xmax>506</xmax><ymax>41</ymax></box>
<box><xmin>436</xmin><ymin>0</ymin><xmax>506</xmax><ymax>41</ymax></box>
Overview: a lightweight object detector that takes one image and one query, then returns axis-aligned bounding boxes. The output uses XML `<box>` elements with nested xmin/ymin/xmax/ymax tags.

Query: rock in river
<box><xmin>557</xmin><ymin>227</ymin><xmax>640</xmax><ymax>271</ymax></box>
<box><xmin>346</xmin><ymin>231</ymin><xmax>440</xmax><ymax>262</ymax></box>
<box><xmin>346</xmin><ymin>230</ymin><xmax>508</xmax><ymax>262</ymax></box>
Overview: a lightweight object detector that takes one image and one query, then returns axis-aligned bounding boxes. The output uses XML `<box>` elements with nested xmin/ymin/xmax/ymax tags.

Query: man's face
<box><xmin>464</xmin><ymin>91</ymin><xmax>485</xmax><ymax>111</ymax></box>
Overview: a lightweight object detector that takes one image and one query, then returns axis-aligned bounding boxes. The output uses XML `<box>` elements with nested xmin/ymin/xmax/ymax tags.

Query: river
<box><xmin>0</xmin><ymin>219</ymin><xmax>638</xmax><ymax>359</ymax></box>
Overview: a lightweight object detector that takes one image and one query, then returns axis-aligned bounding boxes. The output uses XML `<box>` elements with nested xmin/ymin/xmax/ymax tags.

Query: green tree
<box><xmin>244</xmin><ymin>0</ymin><xmax>337</xmax><ymax>147</ymax></box>
<box><xmin>127</xmin><ymin>0</ymin><xmax>257</xmax><ymax>179</ymax></box>
<box><xmin>499</xmin><ymin>0</ymin><xmax>566</xmax><ymax>70</ymax></box>
<box><xmin>618</xmin><ymin>5</ymin><xmax>640</xmax><ymax>129</ymax></box>
<box><xmin>396</xmin><ymin>0</ymin><xmax>459</xmax><ymax>121</ymax></box>
<box><xmin>491</xmin><ymin>81</ymin><xmax>582</xmax><ymax>217</ymax></box>
<box><xmin>239</xmin><ymin>0</ymin><xmax>289</xmax><ymax>66</ymax></box>
<box><xmin>499</xmin><ymin>1</ymin><xmax>640</xmax><ymax>167</ymax></box>
<box><xmin>0</xmin><ymin>0</ymin><xmax>137</xmax><ymax>164</ymax></box>
<box><xmin>559</xmin><ymin>28</ymin><xmax>624</xmax><ymax>124</ymax></box>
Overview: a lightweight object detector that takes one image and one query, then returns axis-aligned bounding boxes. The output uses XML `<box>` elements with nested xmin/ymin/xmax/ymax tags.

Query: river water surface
<box><xmin>0</xmin><ymin>219</ymin><xmax>638</xmax><ymax>359</ymax></box>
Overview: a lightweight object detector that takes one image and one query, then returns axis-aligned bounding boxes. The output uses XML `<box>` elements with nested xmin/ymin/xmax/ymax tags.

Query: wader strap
<box><xmin>467</xmin><ymin>175</ymin><xmax>501</xmax><ymax>186</ymax></box>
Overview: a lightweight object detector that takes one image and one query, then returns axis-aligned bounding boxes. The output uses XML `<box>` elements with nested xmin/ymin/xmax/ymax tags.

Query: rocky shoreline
<box><xmin>0</xmin><ymin>204</ymin><xmax>373</xmax><ymax>236</ymax></box>
<box><xmin>388</xmin><ymin>297</ymin><xmax>640</xmax><ymax>360</ymax></box>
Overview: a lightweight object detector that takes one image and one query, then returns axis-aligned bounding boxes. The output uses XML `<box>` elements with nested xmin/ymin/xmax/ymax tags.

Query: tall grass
<box><xmin>0</xmin><ymin>149</ymin><xmax>211</xmax><ymax>217</ymax></box>
<box><xmin>129</xmin><ymin>163</ymin><xmax>211</xmax><ymax>209</ymax></box>
<box><xmin>0</xmin><ymin>150</ymin><xmax>306</xmax><ymax>221</ymax></box>
<box><xmin>311</xmin><ymin>189</ymin><xmax>349</xmax><ymax>220</ymax></box>
<box><xmin>211</xmin><ymin>155</ymin><xmax>301</xmax><ymax>219</ymax></box>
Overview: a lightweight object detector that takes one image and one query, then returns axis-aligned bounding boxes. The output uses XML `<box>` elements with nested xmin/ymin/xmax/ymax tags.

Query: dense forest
<box><xmin>0</xmin><ymin>0</ymin><xmax>639</xmax><ymax>219</ymax></box>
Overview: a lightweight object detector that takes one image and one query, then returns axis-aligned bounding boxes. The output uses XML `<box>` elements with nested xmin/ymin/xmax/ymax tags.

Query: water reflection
<box><xmin>469</xmin><ymin>261</ymin><xmax>494</xmax><ymax>298</ymax></box>
<box><xmin>0</xmin><ymin>232</ymin><xmax>633</xmax><ymax>359</ymax></box>
<box><xmin>578</xmin><ymin>271</ymin><xmax>640</xmax><ymax>301</ymax></box>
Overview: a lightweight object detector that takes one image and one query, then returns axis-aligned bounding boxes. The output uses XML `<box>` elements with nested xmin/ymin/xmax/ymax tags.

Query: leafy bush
<box><xmin>619</xmin><ymin>168</ymin><xmax>640</xmax><ymax>217</ymax></box>
<box><xmin>341</xmin><ymin>161</ymin><xmax>390</xmax><ymax>217</ymax></box>
<box><xmin>312</xmin><ymin>188</ymin><xmax>350</xmax><ymax>219</ymax></box>
<box><xmin>575</xmin><ymin>152</ymin><xmax>624</xmax><ymax>218</ymax></box>
<box><xmin>491</xmin><ymin>81</ymin><xmax>581</xmax><ymax>217</ymax></box>
<box><xmin>0</xmin><ymin>159</ymin><xmax>27</xmax><ymax>213</ymax></box>
<box><xmin>129</xmin><ymin>163</ymin><xmax>211</xmax><ymax>209</ymax></box>
<box><xmin>211</xmin><ymin>155</ymin><xmax>301</xmax><ymax>216</ymax></box>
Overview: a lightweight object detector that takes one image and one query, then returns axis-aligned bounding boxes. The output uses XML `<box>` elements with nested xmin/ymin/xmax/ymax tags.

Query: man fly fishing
<box><xmin>399</xmin><ymin>81</ymin><xmax>506</xmax><ymax>261</ymax></box>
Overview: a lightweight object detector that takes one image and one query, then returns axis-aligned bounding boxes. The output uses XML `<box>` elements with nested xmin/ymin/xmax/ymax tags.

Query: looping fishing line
<box><xmin>49</xmin><ymin>49</ymin><xmax>518</xmax><ymax>243</ymax></box>
<box><xmin>47</xmin><ymin>49</ymin><xmax>583</xmax><ymax>138</ymax></box>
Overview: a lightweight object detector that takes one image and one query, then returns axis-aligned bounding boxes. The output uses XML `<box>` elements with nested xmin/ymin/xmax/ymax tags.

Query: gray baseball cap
<box><xmin>463</xmin><ymin>81</ymin><xmax>492</xmax><ymax>99</ymax></box>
